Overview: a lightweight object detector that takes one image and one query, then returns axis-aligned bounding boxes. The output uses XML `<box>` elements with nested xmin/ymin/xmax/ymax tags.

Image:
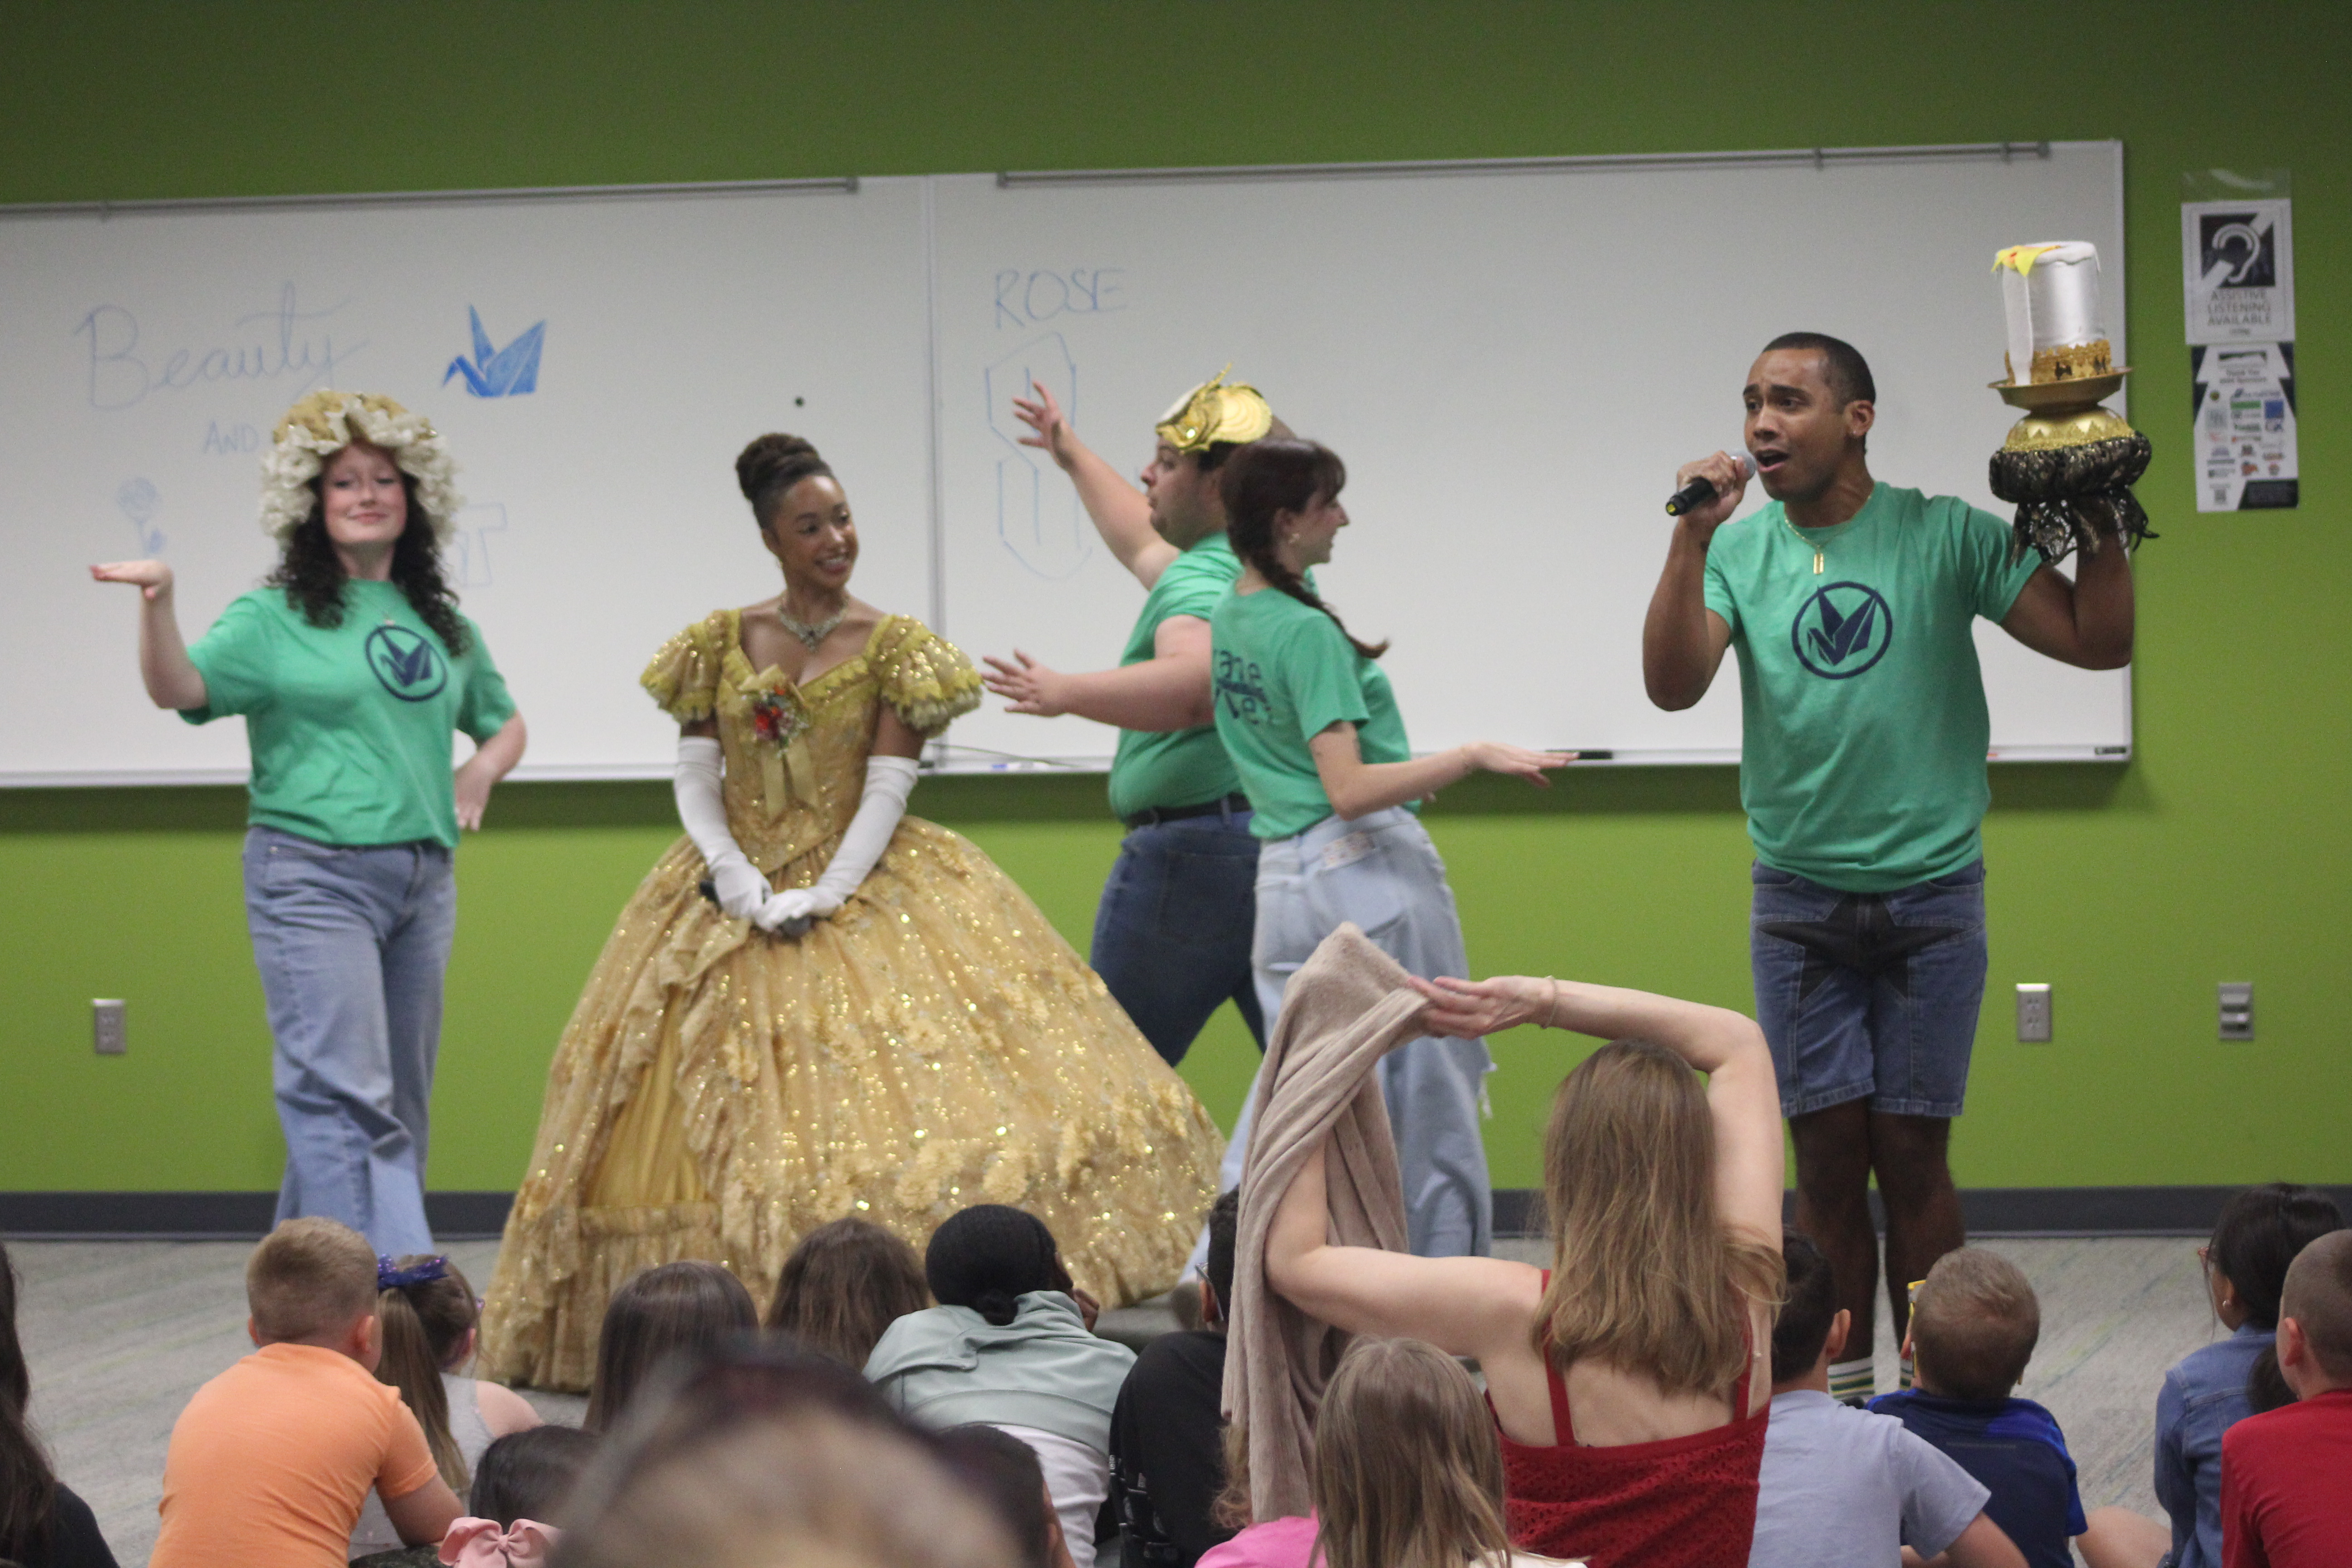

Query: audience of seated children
<box><xmin>351</xmin><ymin>1254</ymin><xmax>542</xmax><ymax>1558</ymax></box>
<box><xmin>940</xmin><ymin>1423</ymin><xmax>1082</xmax><ymax>1568</ymax></box>
<box><xmin>1747</xmin><ymin>1232</ymin><xmax>2021</xmax><ymax>1568</ymax></box>
<box><xmin>2078</xmin><ymin>1184</ymin><xmax>2345</xmax><ymax>1568</ymax></box>
<box><xmin>436</xmin><ymin>1426</ymin><xmax>598</xmax><ymax>1568</ymax></box>
<box><xmin>1265</xmin><ymin>975</ymin><xmax>1784</xmax><ymax>1568</ymax></box>
<box><xmin>0</xmin><ymin>1238</ymin><xmax>119</xmax><ymax>1568</ymax></box>
<box><xmin>1112</xmin><ymin>1190</ymin><xmax>1241</xmax><ymax>1568</ymax></box>
<box><xmin>151</xmin><ymin>1217</ymin><xmax>464</xmax><ymax>1568</ymax></box>
<box><xmin>865</xmin><ymin>1205</ymin><xmax>1133</xmax><ymax>1568</ymax></box>
<box><xmin>557</xmin><ymin>1337</ymin><xmax>1019</xmax><ymax>1568</ymax></box>
<box><xmin>582</xmin><ymin>1260</ymin><xmax>758</xmax><ymax>1433</ymax></box>
<box><xmin>2217</xmin><ymin>1229</ymin><xmax>2352</xmax><ymax>1568</ymax></box>
<box><xmin>1869</xmin><ymin>1249</ymin><xmax>2085</xmax><ymax>1568</ymax></box>
<box><xmin>1203</xmin><ymin>1336</ymin><xmax>1575</xmax><ymax>1568</ymax></box>
<box><xmin>765</xmin><ymin>1216</ymin><xmax>932</xmax><ymax>1369</ymax></box>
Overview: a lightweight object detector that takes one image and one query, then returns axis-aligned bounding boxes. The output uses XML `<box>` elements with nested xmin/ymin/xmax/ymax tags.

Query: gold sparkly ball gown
<box><xmin>479</xmin><ymin>609</ymin><xmax>1223</xmax><ymax>1391</ymax></box>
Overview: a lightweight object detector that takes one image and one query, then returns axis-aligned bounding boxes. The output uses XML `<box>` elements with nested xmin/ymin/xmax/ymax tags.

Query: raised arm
<box><xmin>1014</xmin><ymin>381</ymin><xmax>1176</xmax><ymax>586</ymax></box>
<box><xmin>1308</xmin><ymin>722</ymin><xmax>1572</xmax><ymax>821</ymax></box>
<box><xmin>1642</xmin><ymin>452</ymin><xmax>1743</xmax><ymax>710</ymax></box>
<box><xmin>1999</xmin><ymin>543</ymin><xmax>2133</xmax><ymax>670</ymax></box>
<box><xmin>981</xmin><ymin>615</ymin><xmax>1213</xmax><ymax>731</ymax></box>
<box><xmin>1264</xmin><ymin>1140</ymin><xmax>1544</xmax><ymax>1362</ymax></box>
<box><xmin>90</xmin><ymin>559</ymin><xmax>207</xmax><ymax>710</ymax></box>
<box><xmin>1417</xmin><ymin>974</ymin><xmax>1783</xmax><ymax>1250</ymax></box>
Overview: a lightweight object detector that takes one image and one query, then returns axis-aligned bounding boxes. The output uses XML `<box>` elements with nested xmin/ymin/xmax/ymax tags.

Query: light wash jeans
<box><xmin>242</xmin><ymin>826</ymin><xmax>454</xmax><ymax>1254</ymax></box>
<box><xmin>1226</xmin><ymin>807</ymin><xmax>1494</xmax><ymax>1258</ymax></box>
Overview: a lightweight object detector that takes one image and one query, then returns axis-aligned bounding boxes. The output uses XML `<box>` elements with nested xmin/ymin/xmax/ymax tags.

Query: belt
<box><xmin>1121</xmin><ymin>792</ymin><xmax>1251</xmax><ymax>831</ymax></box>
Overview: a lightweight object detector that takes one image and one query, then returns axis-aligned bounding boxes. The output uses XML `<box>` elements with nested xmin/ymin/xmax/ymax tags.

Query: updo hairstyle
<box><xmin>923</xmin><ymin>1206</ymin><xmax>1073</xmax><ymax>1328</ymax></box>
<box><xmin>735</xmin><ymin>434</ymin><xmax>834</xmax><ymax>531</ymax></box>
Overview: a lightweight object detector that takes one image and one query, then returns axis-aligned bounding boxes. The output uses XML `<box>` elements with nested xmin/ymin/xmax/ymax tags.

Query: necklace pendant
<box><xmin>1813</xmin><ymin>551</ymin><xmax>1824</xmax><ymax>575</ymax></box>
<box><xmin>777</xmin><ymin>603</ymin><xmax>846</xmax><ymax>651</ymax></box>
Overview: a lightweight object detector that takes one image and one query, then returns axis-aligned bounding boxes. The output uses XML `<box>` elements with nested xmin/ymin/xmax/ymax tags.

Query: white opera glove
<box><xmin>674</xmin><ymin>736</ymin><xmax>770</xmax><ymax>921</ymax></box>
<box><xmin>755</xmin><ymin>755</ymin><xmax>917</xmax><ymax>932</ymax></box>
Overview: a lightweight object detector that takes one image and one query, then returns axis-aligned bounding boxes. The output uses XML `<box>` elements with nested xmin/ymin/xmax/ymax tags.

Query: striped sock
<box><xmin>1828</xmin><ymin>1357</ymin><xmax>1875</xmax><ymax>1406</ymax></box>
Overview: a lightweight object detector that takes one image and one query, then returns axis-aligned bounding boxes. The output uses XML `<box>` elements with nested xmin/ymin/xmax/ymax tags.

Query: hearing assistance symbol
<box><xmin>443</xmin><ymin>307</ymin><xmax>546</xmax><ymax>398</ymax></box>
<box><xmin>1791</xmin><ymin>582</ymin><xmax>1893</xmax><ymax>679</ymax></box>
<box><xmin>365</xmin><ymin>625</ymin><xmax>449</xmax><ymax>701</ymax></box>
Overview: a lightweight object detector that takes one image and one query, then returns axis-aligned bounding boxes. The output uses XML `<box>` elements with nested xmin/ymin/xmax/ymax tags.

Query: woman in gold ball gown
<box><xmin>480</xmin><ymin>434</ymin><xmax>1222</xmax><ymax>1391</ymax></box>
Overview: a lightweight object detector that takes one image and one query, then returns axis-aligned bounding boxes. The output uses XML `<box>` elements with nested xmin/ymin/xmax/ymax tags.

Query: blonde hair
<box><xmin>1537</xmin><ymin>1041</ymin><xmax>1783</xmax><ymax>1397</ymax></box>
<box><xmin>1312</xmin><ymin>1339</ymin><xmax>1512</xmax><ymax>1568</ymax></box>
<box><xmin>563</xmin><ymin>1404</ymin><xmax>1016</xmax><ymax>1568</ymax></box>
<box><xmin>245</xmin><ymin>1217</ymin><xmax>377</xmax><ymax>1344</ymax></box>
<box><xmin>1911</xmin><ymin>1249</ymin><xmax>2040</xmax><ymax>1400</ymax></box>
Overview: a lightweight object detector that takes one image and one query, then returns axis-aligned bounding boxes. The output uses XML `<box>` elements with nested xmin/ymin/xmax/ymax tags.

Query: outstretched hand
<box><xmin>981</xmin><ymin>650</ymin><xmax>1070</xmax><ymax>717</ymax></box>
<box><xmin>1409</xmin><ymin>974</ymin><xmax>1556</xmax><ymax>1038</ymax></box>
<box><xmin>1009</xmin><ymin>380</ymin><xmax>1080</xmax><ymax>470</ymax></box>
<box><xmin>1464</xmin><ymin>742</ymin><xmax>1578</xmax><ymax>786</ymax></box>
<box><xmin>91</xmin><ymin>559</ymin><xmax>174</xmax><ymax>600</ymax></box>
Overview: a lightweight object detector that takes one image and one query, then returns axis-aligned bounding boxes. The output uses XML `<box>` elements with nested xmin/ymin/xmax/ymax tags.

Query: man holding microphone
<box><xmin>1643</xmin><ymin>332</ymin><xmax>2135</xmax><ymax>1402</ymax></box>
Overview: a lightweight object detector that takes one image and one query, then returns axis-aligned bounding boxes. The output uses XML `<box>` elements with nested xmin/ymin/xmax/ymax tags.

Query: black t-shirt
<box><xmin>20</xmin><ymin>1484</ymin><xmax>120</xmax><ymax>1568</ymax></box>
<box><xmin>1109</xmin><ymin>1330</ymin><xmax>1235</xmax><ymax>1568</ymax></box>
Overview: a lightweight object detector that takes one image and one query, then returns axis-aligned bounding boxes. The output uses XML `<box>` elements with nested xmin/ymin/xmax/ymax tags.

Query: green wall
<box><xmin>4</xmin><ymin>2</ymin><xmax>2346</xmax><ymax>1195</ymax></box>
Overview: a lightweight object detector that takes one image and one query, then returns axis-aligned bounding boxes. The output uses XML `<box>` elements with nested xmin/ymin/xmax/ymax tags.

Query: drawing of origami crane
<box><xmin>443</xmin><ymin>307</ymin><xmax>545</xmax><ymax>397</ymax></box>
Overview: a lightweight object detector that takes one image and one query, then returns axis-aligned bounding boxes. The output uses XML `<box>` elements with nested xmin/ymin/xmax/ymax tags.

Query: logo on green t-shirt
<box><xmin>1790</xmin><ymin>582</ymin><xmax>1894</xmax><ymax>680</ymax></box>
<box><xmin>1214</xmin><ymin>650</ymin><xmax>1270</xmax><ymax>724</ymax></box>
<box><xmin>364</xmin><ymin>624</ymin><xmax>449</xmax><ymax>702</ymax></box>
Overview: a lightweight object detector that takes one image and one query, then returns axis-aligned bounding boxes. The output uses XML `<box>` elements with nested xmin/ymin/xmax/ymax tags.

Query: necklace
<box><xmin>1782</xmin><ymin>513</ymin><xmax>1827</xmax><ymax>574</ymax></box>
<box><xmin>776</xmin><ymin>601</ymin><xmax>846</xmax><ymax>650</ymax></box>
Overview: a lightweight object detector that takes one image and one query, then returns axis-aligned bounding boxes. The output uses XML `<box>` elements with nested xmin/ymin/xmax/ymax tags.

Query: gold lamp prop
<box><xmin>1987</xmin><ymin>242</ymin><xmax>2155</xmax><ymax>564</ymax></box>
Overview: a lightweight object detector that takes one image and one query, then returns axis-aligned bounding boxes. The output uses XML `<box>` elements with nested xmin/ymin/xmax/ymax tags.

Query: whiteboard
<box><xmin>0</xmin><ymin>145</ymin><xmax>2129</xmax><ymax>783</ymax></box>
<box><xmin>931</xmin><ymin>142</ymin><xmax>2130</xmax><ymax>769</ymax></box>
<box><xmin>0</xmin><ymin>179</ymin><xmax>933</xmax><ymax>783</ymax></box>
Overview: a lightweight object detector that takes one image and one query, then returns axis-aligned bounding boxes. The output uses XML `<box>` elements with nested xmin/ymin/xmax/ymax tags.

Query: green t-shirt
<box><xmin>1701</xmin><ymin>482</ymin><xmax>2041</xmax><ymax>892</ymax></box>
<box><xmin>183</xmin><ymin>581</ymin><xmax>517</xmax><ymax>848</ymax></box>
<box><xmin>1106</xmin><ymin>534</ymin><xmax>1248</xmax><ymax>821</ymax></box>
<box><xmin>1210</xmin><ymin>585</ymin><xmax>1414</xmax><ymax>840</ymax></box>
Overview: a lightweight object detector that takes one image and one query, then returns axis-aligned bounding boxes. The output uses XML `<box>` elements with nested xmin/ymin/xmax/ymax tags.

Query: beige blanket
<box><xmin>1220</xmin><ymin>923</ymin><xmax>1428</xmax><ymax>1522</ymax></box>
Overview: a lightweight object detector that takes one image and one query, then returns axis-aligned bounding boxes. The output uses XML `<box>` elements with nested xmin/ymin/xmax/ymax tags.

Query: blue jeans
<box><xmin>1091</xmin><ymin>805</ymin><xmax>1267</xmax><ymax>1068</ymax></box>
<box><xmin>243</xmin><ymin>827</ymin><xmax>454</xmax><ymax>1254</ymax></box>
<box><xmin>1749</xmin><ymin>859</ymin><xmax>1989</xmax><ymax>1118</ymax></box>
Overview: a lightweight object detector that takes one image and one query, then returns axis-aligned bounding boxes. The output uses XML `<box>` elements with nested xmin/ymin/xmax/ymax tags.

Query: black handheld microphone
<box><xmin>1664</xmin><ymin>453</ymin><xmax>1757</xmax><ymax>516</ymax></box>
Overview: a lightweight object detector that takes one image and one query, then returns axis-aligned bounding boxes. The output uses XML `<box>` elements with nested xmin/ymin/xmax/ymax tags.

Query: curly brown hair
<box><xmin>264</xmin><ymin>455</ymin><xmax>470</xmax><ymax>656</ymax></box>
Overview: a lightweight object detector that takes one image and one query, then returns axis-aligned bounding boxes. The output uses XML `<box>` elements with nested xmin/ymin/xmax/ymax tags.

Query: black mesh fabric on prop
<box><xmin>1988</xmin><ymin>431</ymin><xmax>2156</xmax><ymax>564</ymax></box>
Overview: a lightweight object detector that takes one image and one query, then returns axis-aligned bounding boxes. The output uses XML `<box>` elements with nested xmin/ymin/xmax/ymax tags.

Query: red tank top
<box><xmin>1492</xmin><ymin>1276</ymin><xmax>1767</xmax><ymax>1568</ymax></box>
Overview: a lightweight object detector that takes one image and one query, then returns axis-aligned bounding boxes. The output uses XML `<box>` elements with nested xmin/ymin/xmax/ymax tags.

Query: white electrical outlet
<box><xmin>2015</xmin><ymin>983</ymin><xmax>2053</xmax><ymax>1043</ymax></box>
<box><xmin>93</xmin><ymin>999</ymin><xmax>127</xmax><ymax>1055</ymax></box>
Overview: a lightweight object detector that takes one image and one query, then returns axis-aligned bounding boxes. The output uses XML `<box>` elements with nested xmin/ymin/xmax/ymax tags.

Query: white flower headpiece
<box><xmin>258</xmin><ymin>390</ymin><xmax>464</xmax><ymax>543</ymax></box>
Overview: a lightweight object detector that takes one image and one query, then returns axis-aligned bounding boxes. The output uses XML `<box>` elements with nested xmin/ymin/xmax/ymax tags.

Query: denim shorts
<box><xmin>1749</xmin><ymin>859</ymin><xmax>1988</xmax><ymax>1119</ymax></box>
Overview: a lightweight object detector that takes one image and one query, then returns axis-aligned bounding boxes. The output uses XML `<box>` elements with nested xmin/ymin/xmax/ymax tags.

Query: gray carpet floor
<box><xmin>13</xmin><ymin>1235</ymin><xmax>2209</xmax><ymax>1566</ymax></box>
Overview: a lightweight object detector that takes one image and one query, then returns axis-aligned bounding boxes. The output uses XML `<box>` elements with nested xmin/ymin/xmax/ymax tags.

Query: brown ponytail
<box><xmin>375</xmin><ymin>1255</ymin><xmax>482</xmax><ymax>1491</ymax></box>
<box><xmin>1219</xmin><ymin>439</ymin><xmax>1387</xmax><ymax>660</ymax></box>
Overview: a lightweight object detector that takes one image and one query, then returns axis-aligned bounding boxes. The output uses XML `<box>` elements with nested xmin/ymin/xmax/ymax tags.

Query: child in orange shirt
<box><xmin>153</xmin><ymin>1217</ymin><xmax>463</xmax><ymax>1568</ymax></box>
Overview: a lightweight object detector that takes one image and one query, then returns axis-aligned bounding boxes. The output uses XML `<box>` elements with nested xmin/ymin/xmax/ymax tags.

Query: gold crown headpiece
<box><xmin>1154</xmin><ymin>369</ymin><xmax>1274</xmax><ymax>455</ymax></box>
<box><xmin>256</xmin><ymin>390</ymin><xmax>464</xmax><ymax>542</ymax></box>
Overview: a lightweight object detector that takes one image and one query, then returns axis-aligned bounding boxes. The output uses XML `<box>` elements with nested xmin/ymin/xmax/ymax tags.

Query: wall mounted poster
<box><xmin>2184</xmin><ymin>173</ymin><xmax>2295</xmax><ymax>511</ymax></box>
